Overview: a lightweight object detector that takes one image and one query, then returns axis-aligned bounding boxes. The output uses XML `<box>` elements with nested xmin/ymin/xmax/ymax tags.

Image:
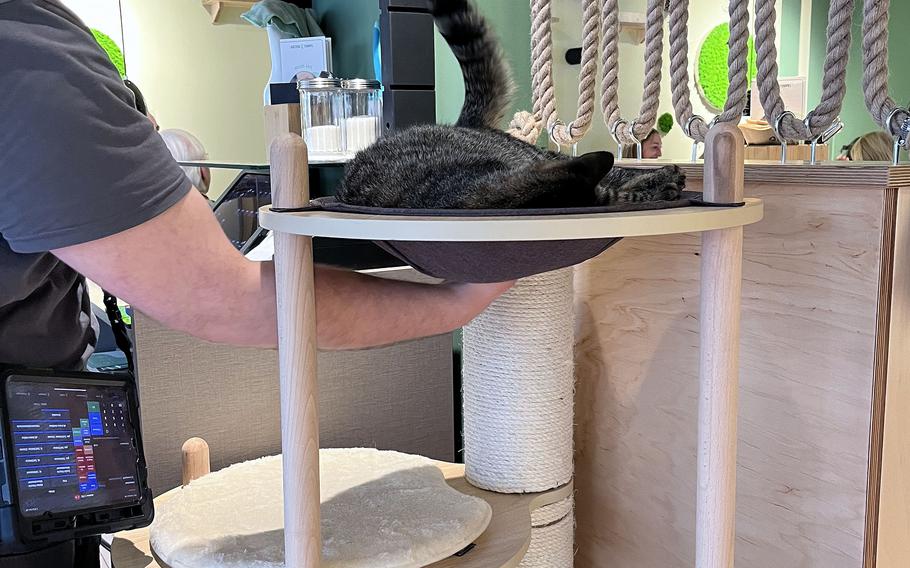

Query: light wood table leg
<box><xmin>271</xmin><ymin>134</ymin><xmax>322</xmax><ymax>567</ymax></box>
<box><xmin>697</xmin><ymin>124</ymin><xmax>745</xmax><ymax>568</ymax></box>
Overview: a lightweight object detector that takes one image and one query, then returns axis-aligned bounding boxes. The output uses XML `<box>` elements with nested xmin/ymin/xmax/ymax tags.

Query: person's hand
<box><xmin>447</xmin><ymin>280</ymin><xmax>516</xmax><ymax>321</ymax></box>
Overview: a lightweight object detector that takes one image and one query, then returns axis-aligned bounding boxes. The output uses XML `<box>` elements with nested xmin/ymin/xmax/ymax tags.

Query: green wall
<box><xmin>313</xmin><ymin>0</ymin><xmax>379</xmax><ymax>81</ymax></box>
<box><xmin>808</xmin><ymin>0</ymin><xmax>910</xmax><ymax>155</ymax></box>
<box><xmin>312</xmin><ymin>1</ymin><xmax>531</xmax><ymax>130</ymax></box>
<box><xmin>434</xmin><ymin>2</ymin><xmax>532</xmax><ymax>128</ymax></box>
<box><xmin>779</xmin><ymin>0</ymin><xmax>802</xmax><ymax>77</ymax></box>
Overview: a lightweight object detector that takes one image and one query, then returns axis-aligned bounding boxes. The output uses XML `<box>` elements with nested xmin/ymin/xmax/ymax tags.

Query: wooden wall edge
<box><xmin>862</xmin><ymin>188</ymin><xmax>898</xmax><ymax>567</ymax></box>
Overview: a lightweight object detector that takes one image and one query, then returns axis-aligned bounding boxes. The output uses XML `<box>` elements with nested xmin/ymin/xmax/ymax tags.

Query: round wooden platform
<box><xmin>258</xmin><ymin>199</ymin><xmax>763</xmax><ymax>241</ymax></box>
<box><xmin>111</xmin><ymin>462</ymin><xmax>572</xmax><ymax>568</ymax></box>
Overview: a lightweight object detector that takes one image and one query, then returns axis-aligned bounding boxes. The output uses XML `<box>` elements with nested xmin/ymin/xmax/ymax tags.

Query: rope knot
<box><xmin>508</xmin><ymin>110</ymin><xmax>543</xmax><ymax>144</ymax></box>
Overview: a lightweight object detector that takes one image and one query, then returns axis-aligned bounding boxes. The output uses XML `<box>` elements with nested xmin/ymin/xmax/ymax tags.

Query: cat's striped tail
<box><xmin>429</xmin><ymin>0</ymin><xmax>515</xmax><ymax>129</ymax></box>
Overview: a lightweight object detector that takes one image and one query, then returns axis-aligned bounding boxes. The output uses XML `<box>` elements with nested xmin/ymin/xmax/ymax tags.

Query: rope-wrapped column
<box><xmin>462</xmin><ymin>268</ymin><xmax>574</xmax><ymax>492</ymax></box>
<box><xmin>518</xmin><ymin>496</ymin><xmax>575</xmax><ymax>568</ymax></box>
<box><xmin>462</xmin><ymin>268</ymin><xmax>575</xmax><ymax>563</ymax></box>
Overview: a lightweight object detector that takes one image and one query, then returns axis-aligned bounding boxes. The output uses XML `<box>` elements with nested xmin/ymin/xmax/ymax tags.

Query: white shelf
<box><xmin>620</xmin><ymin>11</ymin><xmax>646</xmax><ymax>44</ymax></box>
<box><xmin>259</xmin><ymin>198</ymin><xmax>764</xmax><ymax>242</ymax></box>
<box><xmin>308</xmin><ymin>152</ymin><xmax>354</xmax><ymax>165</ymax></box>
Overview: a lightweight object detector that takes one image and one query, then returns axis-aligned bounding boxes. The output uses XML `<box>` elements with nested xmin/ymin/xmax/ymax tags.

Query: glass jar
<box><xmin>342</xmin><ymin>79</ymin><xmax>383</xmax><ymax>153</ymax></box>
<box><xmin>298</xmin><ymin>77</ymin><xmax>345</xmax><ymax>157</ymax></box>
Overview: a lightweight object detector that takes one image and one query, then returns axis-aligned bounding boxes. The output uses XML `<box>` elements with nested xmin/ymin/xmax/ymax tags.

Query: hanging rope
<box><xmin>862</xmin><ymin>0</ymin><xmax>910</xmax><ymax>146</ymax></box>
<box><xmin>508</xmin><ymin>0</ymin><xmax>600</xmax><ymax>146</ymax></box>
<box><xmin>529</xmin><ymin>0</ymin><xmax>554</xmax><ymax>138</ymax></box>
<box><xmin>507</xmin><ymin>0</ymin><xmax>547</xmax><ymax>143</ymax></box>
<box><xmin>754</xmin><ymin>0</ymin><xmax>852</xmax><ymax>141</ymax></box>
<box><xmin>601</xmin><ymin>0</ymin><xmax>665</xmax><ymax>146</ymax></box>
<box><xmin>549</xmin><ymin>0</ymin><xmax>600</xmax><ymax>145</ymax></box>
<box><xmin>668</xmin><ymin>0</ymin><xmax>750</xmax><ymax>143</ymax></box>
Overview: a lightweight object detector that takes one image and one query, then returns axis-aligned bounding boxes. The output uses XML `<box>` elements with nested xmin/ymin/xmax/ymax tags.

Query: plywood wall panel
<box><xmin>574</xmin><ymin>182</ymin><xmax>887</xmax><ymax>567</ymax></box>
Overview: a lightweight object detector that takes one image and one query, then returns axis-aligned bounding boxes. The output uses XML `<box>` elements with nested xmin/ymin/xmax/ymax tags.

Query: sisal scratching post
<box><xmin>462</xmin><ymin>267</ymin><xmax>575</xmax><ymax>564</ymax></box>
<box><xmin>518</xmin><ymin>496</ymin><xmax>575</xmax><ymax>568</ymax></box>
<box><xmin>462</xmin><ymin>268</ymin><xmax>575</xmax><ymax>493</ymax></box>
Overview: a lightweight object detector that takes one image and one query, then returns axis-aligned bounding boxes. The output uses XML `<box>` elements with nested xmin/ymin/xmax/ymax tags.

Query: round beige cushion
<box><xmin>150</xmin><ymin>448</ymin><xmax>492</xmax><ymax>568</ymax></box>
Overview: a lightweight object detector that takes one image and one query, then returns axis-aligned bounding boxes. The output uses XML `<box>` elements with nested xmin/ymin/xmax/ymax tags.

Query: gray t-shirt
<box><xmin>0</xmin><ymin>0</ymin><xmax>192</xmax><ymax>369</ymax></box>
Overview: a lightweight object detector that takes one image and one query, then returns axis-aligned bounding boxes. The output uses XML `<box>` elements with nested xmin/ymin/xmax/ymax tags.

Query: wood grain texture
<box><xmin>574</xmin><ymin>176</ymin><xmax>886</xmax><ymax>567</ymax></box>
<box><xmin>862</xmin><ymin>189</ymin><xmax>897</xmax><ymax>568</ymax></box>
<box><xmin>630</xmin><ymin>161</ymin><xmax>910</xmax><ymax>189</ymax></box>
<box><xmin>271</xmin><ymin>134</ymin><xmax>321</xmax><ymax>567</ymax></box>
<box><xmin>264</xmin><ymin>104</ymin><xmax>303</xmax><ymax>149</ymax></box>
<box><xmin>110</xmin><ymin>463</ymin><xmax>572</xmax><ymax>568</ymax></box>
<box><xmin>743</xmin><ymin>144</ymin><xmax>829</xmax><ymax>162</ymax></box>
<box><xmin>180</xmin><ymin>438</ymin><xmax>211</xmax><ymax>487</ymax></box>
<box><xmin>697</xmin><ymin>124</ymin><xmax>745</xmax><ymax>568</ymax></box>
<box><xmin>874</xmin><ymin>188</ymin><xmax>910</xmax><ymax>568</ymax></box>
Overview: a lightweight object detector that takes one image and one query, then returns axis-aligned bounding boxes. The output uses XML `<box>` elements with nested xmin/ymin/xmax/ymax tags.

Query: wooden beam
<box><xmin>697</xmin><ymin>123</ymin><xmax>745</xmax><ymax>568</ymax></box>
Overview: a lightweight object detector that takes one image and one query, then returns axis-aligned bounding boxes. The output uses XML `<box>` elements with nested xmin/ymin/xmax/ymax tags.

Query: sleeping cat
<box><xmin>336</xmin><ymin>0</ymin><xmax>684</xmax><ymax>210</ymax></box>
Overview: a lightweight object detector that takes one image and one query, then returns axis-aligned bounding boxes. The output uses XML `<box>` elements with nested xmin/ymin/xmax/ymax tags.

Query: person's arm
<box><xmin>53</xmin><ymin>189</ymin><xmax>511</xmax><ymax>350</ymax></box>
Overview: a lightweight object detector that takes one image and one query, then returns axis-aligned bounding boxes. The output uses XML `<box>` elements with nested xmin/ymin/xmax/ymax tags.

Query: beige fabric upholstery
<box><xmin>133</xmin><ymin>276</ymin><xmax>454</xmax><ymax>494</ymax></box>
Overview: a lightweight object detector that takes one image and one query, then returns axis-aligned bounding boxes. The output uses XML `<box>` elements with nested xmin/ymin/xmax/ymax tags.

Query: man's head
<box><xmin>159</xmin><ymin>129</ymin><xmax>211</xmax><ymax>195</ymax></box>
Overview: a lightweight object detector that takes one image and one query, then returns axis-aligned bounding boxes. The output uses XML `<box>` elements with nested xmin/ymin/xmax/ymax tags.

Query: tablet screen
<box><xmin>5</xmin><ymin>376</ymin><xmax>143</xmax><ymax>518</ymax></box>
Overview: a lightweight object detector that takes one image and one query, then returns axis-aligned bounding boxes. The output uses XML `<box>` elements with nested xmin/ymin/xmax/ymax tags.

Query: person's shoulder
<box><xmin>0</xmin><ymin>0</ymin><xmax>95</xmax><ymax>55</ymax></box>
<box><xmin>0</xmin><ymin>0</ymin><xmax>124</xmax><ymax>95</ymax></box>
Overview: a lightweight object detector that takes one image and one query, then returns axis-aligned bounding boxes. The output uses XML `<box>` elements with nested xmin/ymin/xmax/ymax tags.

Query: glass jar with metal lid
<box><xmin>298</xmin><ymin>77</ymin><xmax>345</xmax><ymax>157</ymax></box>
<box><xmin>342</xmin><ymin>79</ymin><xmax>383</xmax><ymax>153</ymax></box>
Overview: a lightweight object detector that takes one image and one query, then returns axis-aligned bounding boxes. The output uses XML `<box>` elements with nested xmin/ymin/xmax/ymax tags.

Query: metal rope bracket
<box><xmin>803</xmin><ymin>112</ymin><xmax>844</xmax><ymax>165</ymax></box>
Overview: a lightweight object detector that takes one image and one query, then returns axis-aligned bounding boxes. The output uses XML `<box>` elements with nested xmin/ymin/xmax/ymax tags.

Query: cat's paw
<box><xmin>650</xmin><ymin>165</ymin><xmax>686</xmax><ymax>193</ymax></box>
<box><xmin>613</xmin><ymin>165</ymin><xmax>686</xmax><ymax>204</ymax></box>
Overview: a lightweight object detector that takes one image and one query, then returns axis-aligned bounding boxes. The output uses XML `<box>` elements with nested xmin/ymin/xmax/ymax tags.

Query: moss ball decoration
<box><xmin>91</xmin><ymin>29</ymin><xmax>126</xmax><ymax>78</ymax></box>
<box><xmin>696</xmin><ymin>23</ymin><xmax>757</xmax><ymax>112</ymax></box>
<box><xmin>657</xmin><ymin>112</ymin><xmax>674</xmax><ymax>135</ymax></box>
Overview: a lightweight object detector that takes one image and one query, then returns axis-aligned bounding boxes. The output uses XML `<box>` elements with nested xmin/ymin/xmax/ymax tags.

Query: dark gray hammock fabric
<box><xmin>299</xmin><ymin>192</ymin><xmax>723</xmax><ymax>282</ymax></box>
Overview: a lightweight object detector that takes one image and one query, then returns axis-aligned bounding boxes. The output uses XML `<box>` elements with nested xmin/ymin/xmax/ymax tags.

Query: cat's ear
<box><xmin>537</xmin><ymin>151</ymin><xmax>614</xmax><ymax>185</ymax></box>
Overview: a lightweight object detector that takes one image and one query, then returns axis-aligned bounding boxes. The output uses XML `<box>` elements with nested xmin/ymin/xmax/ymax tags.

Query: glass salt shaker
<box><xmin>298</xmin><ymin>77</ymin><xmax>346</xmax><ymax>158</ymax></box>
<box><xmin>342</xmin><ymin>79</ymin><xmax>383</xmax><ymax>154</ymax></box>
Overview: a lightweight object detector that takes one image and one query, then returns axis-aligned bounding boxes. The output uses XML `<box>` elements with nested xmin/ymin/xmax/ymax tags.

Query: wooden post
<box><xmin>697</xmin><ymin>123</ymin><xmax>745</xmax><ymax>568</ymax></box>
<box><xmin>271</xmin><ymin>132</ymin><xmax>321</xmax><ymax>567</ymax></box>
<box><xmin>181</xmin><ymin>437</ymin><xmax>211</xmax><ymax>486</ymax></box>
<box><xmin>265</xmin><ymin>104</ymin><xmax>303</xmax><ymax>145</ymax></box>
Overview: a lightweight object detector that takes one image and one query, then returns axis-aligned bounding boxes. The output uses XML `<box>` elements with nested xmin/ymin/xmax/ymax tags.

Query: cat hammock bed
<box><xmin>282</xmin><ymin>192</ymin><xmax>718</xmax><ymax>282</ymax></box>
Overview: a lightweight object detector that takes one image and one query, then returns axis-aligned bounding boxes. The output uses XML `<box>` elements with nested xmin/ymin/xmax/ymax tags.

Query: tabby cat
<box><xmin>336</xmin><ymin>0</ymin><xmax>684</xmax><ymax>209</ymax></box>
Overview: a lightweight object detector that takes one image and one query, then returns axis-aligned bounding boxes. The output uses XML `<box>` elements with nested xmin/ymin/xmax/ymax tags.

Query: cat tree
<box><xmin>124</xmin><ymin>0</ymin><xmax>765</xmax><ymax>566</ymax></box>
<box><xmin>119</xmin><ymin>0</ymin><xmax>907</xmax><ymax>568</ymax></box>
<box><xmin>250</xmin><ymin>122</ymin><xmax>761</xmax><ymax>568</ymax></box>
